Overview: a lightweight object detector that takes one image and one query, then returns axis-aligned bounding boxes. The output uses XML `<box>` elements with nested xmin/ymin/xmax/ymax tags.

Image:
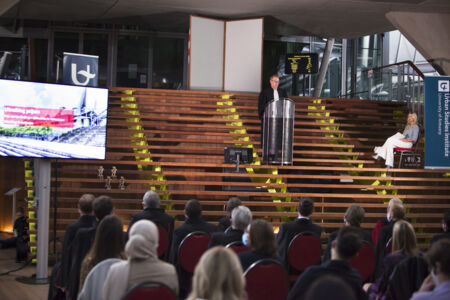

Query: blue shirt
<box><xmin>403</xmin><ymin>125</ymin><xmax>419</xmax><ymax>143</ymax></box>
<box><xmin>410</xmin><ymin>281</ymin><xmax>450</xmax><ymax>300</ymax></box>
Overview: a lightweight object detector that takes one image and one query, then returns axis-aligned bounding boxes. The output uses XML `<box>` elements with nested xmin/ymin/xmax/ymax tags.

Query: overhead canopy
<box><xmin>0</xmin><ymin>0</ymin><xmax>449</xmax><ymax>38</ymax></box>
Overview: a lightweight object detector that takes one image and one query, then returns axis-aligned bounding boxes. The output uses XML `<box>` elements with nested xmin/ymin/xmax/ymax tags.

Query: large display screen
<box><xmin>0</xmin><ymin>79</ymin><xmax>109</xmax><ymax>159</ymax></box>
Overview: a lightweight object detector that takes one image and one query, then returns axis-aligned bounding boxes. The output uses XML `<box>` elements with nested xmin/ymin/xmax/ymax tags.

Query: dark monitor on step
<box><xmin>224</xmin><ymin>147</ymin><xmax>253</xmax><ymax>164</ymax></box>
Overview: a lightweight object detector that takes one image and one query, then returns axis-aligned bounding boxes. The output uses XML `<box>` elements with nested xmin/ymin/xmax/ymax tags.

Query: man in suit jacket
<box><xmin>55</xmin><ymin>194</ymin><xmax>96</xmax><ymax>290</ymax></box>
<box><xmin>287</xmin><ymin>226</ymin><xmax>367</xmax><ymax>300</ymax></box>
<box><xmin>277</xmin><ymin>197</ymin><xmax>323</xmax><ymax>267</ymax></box>
<box><xmin>431</xmin><ymin>211</ymin><xmax>450</xmax><ymax>245</ymax></box>
<box><xmin>67</xmin><ymin>195</ymin><xmax>114</xmax><ymax>300</ymax></box>
<box><xmin>373</xmin><ymin>202</ymin><xmax>406</xmax><ymax>278</ymax></box>
<box><xmin>170</xmin><ymin>199</ymin><xmax>217</xmax><ymax>265</ymax></box>
<box><xmin>323</xmin><ymin>204</ymin><xmax>372</xmax><ymax>261</ymax></box>
<box><xmin>209</xmin><ymin>205</ymin><xmax>252</xmax><ymax>248</ymax></box>
<box><xmin>258</xmin><ymin>74</ymin><xmax>288</xmax><ymax>119</ymax></box>
<box><xmin>127</xmin><ymin>190</ymin><xmax>175</xmax><ymax>260</ymax></box>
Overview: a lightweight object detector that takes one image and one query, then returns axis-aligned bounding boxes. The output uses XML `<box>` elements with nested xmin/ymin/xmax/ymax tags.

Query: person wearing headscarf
<box><xmin>102</xmin><ymin>220</ymin><xmax>178</xmax><ymax>300</ymax></box>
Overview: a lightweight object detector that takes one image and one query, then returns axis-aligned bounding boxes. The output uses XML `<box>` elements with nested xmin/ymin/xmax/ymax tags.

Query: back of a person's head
<box><xmin>126</xmin><ymin>219</ymin><xmax>158</xmax><ymax>260</ymax></box>
<box><xmin>142</xmin><ymin>190</ymin><xmax>160</xmax><ymax>208</ymax></box>
<box><xmin>93</xmin><ymin>195</ymin><xmax>113</xmax><ymax>221</ymax></box>
<box><xmin>90</xmin><ymin>215</ymin><xmax>124</xmax><ymax>266</ymax></box>
<box><xmin>249</xmin><ymin>219</ymin><xmax>277</xmax><ymax>257</ymax></box>
<box><xmin>335</xmin><ymin>226</ymin><xmax>363</xmax><ymax>260</ymax></box>
<box><xmin>390</xmin><ymin>203</ymin><xmax>406</xmax><ymax>221</ymax></box>
<box><xmin>443</xmin><ymin>211</ymin><xmax>450</xmax><ymax>231</ymax></box>
<box><xmin>231</xmin><ymin>206</ymin><xmax>252</xmax><ymax>230</ymax></box>
<box><xmin>227</xmin><ymin>197</ymin><xmax>242</xmax><ymax>213</ymax></box>
<box><xmin>187</xmin><ymin>247</ymin><xmax>245</xmax><ymax>300</ymax></box>
<box><xmin>186</xmin><ymin>199</ymin><xmax>202</xmax><ymax>219</ymax></box>
<box><xmin>392</xmin><ymin>220</ymin><xmax>418</xmax><ymax>257</ymax></box>
<box><xmin>79</xmin><ymin>193</ymin><xmax>95</xmax><ymax>215</ymax></box>
<box><xmin>388</xmin><ymin>198</ymin><xmax>402</xmax><ymax>209</ymax></box>
<box><xmin>16</xmin><ymin>206</ymin><xmax>24</xmax><ymax>216</ymax></box>
<box><xmin>304</xmin><ymin>275</ymin><xmax>357</xmax><ymax>300</ymax></box>
<box><xmin>426</xmin><ymin>239</ymin><xmax>450</xmax><ymax>278</ymax></box>
<box><xmin>298</xmin><ymin>197</ymin><xmax>314</xmax><ymax>217</ymax></box>
<box><xmin>345</xmin><ymin>204</ymin><xmax>365</xmax><ymax>227</ymax></box>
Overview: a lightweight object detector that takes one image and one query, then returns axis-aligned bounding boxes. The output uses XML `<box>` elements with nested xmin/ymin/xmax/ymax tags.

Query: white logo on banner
<box><xmin>438</xmin><ymin>80</ymin><xmax>449</xmax><ymax>92</ymax></box>
<box><xmin>71</xmin><ymin>63</ymin><xmax>96</xmax><ymax>86</ymax></box>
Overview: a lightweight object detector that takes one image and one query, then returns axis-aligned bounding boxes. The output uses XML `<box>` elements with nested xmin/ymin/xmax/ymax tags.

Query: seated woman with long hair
<box><xmin>238</xmin><ymin>219</ymin><xmax>281</xmax><ymax>271</ymax></box>
<box><xmin>78</xmin><ymin>215</ymin><xmax>126</xmax><ymax>292</ymax></box>
<box><xmin>187</xmin><ymin>247</ymin><xmax>246</xmax><ymax>300</ymax></box>
<box><xmin>363</xmin><ymin>220</ymin><xmax>419</xmax><ymax>300</ymax></box>
<box><xmin>373</xmin><ymin>112</ymin><xmax>419</xmax><ymax>168</ymax></box>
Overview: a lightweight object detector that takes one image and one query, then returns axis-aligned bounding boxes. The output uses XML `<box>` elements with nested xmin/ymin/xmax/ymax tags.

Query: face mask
<box><xmin>431</xmin><ymin>268</ymin><xmax>440</xmax><ymax>286</ymax></box>
<box><xmin>242</xmin><ymin>232</ymin><xmax>250</xmax><ymax>247</ymax></box>
<box><xmin>387</xmin><ymin>211</ymin><xmax>392</xmax><ymax>222</ymax></box>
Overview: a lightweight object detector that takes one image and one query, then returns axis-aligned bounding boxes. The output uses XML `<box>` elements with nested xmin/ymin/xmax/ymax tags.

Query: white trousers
<box><xmin>374</xmin><ymin>132</ymin><xmax>412</xmax><ymax>167</ymax></box>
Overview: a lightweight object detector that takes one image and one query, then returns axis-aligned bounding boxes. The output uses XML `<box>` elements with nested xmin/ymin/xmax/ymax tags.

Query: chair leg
<box><xmin>398</xmin><ymin>152</ymin><xmax>403</xmax><ymax>168</ymax></box>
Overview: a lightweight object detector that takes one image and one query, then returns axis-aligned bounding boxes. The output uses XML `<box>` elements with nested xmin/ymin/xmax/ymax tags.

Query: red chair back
<box><xmin>244</xmin><ymin>259</ymin><xmax>289</xmax><ymax>300</ymax></box>
<box><xmin>157</xmin><ymin>225</ymin><xmax>169</xmax><ymax>259</ymax></box>
<box><xmin>178</xmin><ymin>231</ymin><xmax>210</xmax><ymax>273</ymax></box>
<box><xmin>122</xmin><ymin>281</ymin><xmax>177</xmax><ymax>300</ymax></box>
<box><xmin>226</xmin><ymin>241</ymin><xmax>250</xmax><ymax>254</ymax></box>
<box><xmin>288</xmin><ymin>232</ymin><xmax>322</xmax><ymax>272</ymax></box>
<box><xmin>350</xmin><ymin>242</ymin><xmax>375</xmax><ymax>282</ymax></box>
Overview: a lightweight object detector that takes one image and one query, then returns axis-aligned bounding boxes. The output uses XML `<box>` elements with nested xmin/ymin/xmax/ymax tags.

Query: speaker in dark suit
<box><xmin>258</xmin><ymin>74</ymin><xmax>288</xmax><ymax>119</ymax></box>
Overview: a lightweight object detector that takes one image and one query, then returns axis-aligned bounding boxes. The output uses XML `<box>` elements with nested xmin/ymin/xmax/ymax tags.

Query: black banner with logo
<box><xmin>63</xmin><ymin>52</ymin><xmax>98</xmax><ymax>87</ymax></box>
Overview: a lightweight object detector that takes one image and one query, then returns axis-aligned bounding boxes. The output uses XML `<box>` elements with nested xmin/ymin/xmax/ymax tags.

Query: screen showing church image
<box><xmin>0</xmin><ymin>79</ymin><xmax>109</xmax><ymax>159</ymax></box>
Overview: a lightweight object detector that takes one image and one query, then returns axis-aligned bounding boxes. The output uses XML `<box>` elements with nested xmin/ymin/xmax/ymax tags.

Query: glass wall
<box><xmin>262</xmin><ymin>38</ymin><xmax>343</xmax><ymax>98</ymax></box>
<box><xmin>116</xmin><ymin>35</ymin><xmax>150</xmax><ymax>88</ymax></box>
<box><xmin>152</xmin><ymin>37</ymin><xmax>184</xmax><ymax>89</ymax></box>
<box><xmin>83</xmin><ymin>33</ymin><xmax>109</xmax><ymax>86</ymax></box>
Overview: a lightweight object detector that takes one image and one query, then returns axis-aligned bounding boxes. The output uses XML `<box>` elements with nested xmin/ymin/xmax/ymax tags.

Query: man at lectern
<box><xmin>258</xmin><ymin>74</ymin><xmax>287</xmax><ymax>119</ymax></box>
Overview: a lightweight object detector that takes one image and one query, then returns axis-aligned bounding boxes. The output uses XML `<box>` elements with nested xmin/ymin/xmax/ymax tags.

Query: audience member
<box><xmin>79</xmin><ymin>215</ymin><xmax>126</xmax><ymax>292</ymax></box>
<box><xmin>372</xmin><ymin>198</ymin><xmax>403</xmax><ymax>246</ymax></box>
<box><xmin>277</xmin><ymin>197</ymin><xmax>322</xmax><ymax>266</ymax></box>
<box><xmin>102</xmin><ymin>219</ymin><xmax>178</xmax><ymax>300</ymax></box>
<box><xmin>0</xmin><ymin>206</ymin><xmax>28</xmax><ymax>262</ymax></box>
<box><xmin>67</xmin><ymin>195</ymin><xmax>114</xmax><ymax>300</ymax></box>
<box><xmin>410</xmin><ymin>239</ymin><xmax>450</xmax><ymax>300</ymax></box>
<box><xmin>169</xmin><ymin>199</ymin><xmax>217</xmax><ymax>298</ymax></box>
<box><xmin>218</xmin><ymin>197</ymin><xmax>242</xmax><ymax>231</ymax></box>
<box><xmin>238</xmin><ymin>219</ymin><xmax>281</xmax><ymax>271</ymax></box>
<box><xmin>78</xmin><ymin>258</ymin><xmax>122</xmax><ymax>300</ymax></box>
<box><xmin>324</xmin><ymin>204</ymin><xmax>372</xmax><ymax>261</ymax></box>
<box><xmin>127</xmin><ymin>190</ymin><xmax>174</xmax><ymax>259</ymax></box>
<box><xmin>372</xmin><ymin>112</ymin><xmax>419</xmax><ymax>168</ymax></box>
<box><xmin>287</xmin><ymin>226</ymin><xmax>366</xmax><ymax>300</ymax></box>
<box><xmin>431</xmin><ymin>211</ymin><xmax>450</xmax><ymax>245</ymax></box>
<box><xmin>53</xmin><ymin>194</ymin><xmax>96</xmax><ymax>292</ymax></box>
<box><xmin>304</xmin><ymin>275</ymin><xmax>357</xmax><ymax>300</ymax></box>
<box><xmin>187</xmin><ymin>246</ymin><xmax>246</xmax><ymax>300</ymax></box>
<box><xmin>364</xmin><ymin>220</ymin><xmax>418</xmax><ymax>300</ymax></box>
<box><xmin>373</xmin><ymin>201</ymin><xmax>406</xmax><ymax>278</ymax></box>
<box><xmin>209</xmin><ymin>206</ymin><xmax>252</xmax><ymax>248</ymax></box>
<box><xmin>170</xmin><ymin>199</ymin><xmax>217</xmax><ymax>264</ymax></box>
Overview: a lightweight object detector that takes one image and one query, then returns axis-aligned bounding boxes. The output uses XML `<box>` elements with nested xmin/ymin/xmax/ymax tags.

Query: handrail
<box><xmin>363</xmin><ymin>60</ymin><xmax>425</xmax><ymax>79</ymax></box>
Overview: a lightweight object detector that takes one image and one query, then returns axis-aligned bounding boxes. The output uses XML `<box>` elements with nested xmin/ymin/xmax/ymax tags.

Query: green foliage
<box><xmin>0</xmin><ymin>126</ymin><xmax>52</xmax><ymax>137</ymax></box>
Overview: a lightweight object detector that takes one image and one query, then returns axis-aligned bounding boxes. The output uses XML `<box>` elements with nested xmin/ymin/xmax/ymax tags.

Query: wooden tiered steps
<box><xmin>40</xmin><ymin>88</ymin><xmax>449</xmax><ymax>251</ymax></box>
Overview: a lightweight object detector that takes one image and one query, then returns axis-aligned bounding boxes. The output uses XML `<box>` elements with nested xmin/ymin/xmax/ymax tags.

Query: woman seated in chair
<box><xmin>187</xmin><ymin>246</ymin><xmax>246</xmax><ymax>300</ymax></box>
<box><xmin>363</xmin><ymin>220</ymin><xmax>419</xmax><ymax>300</ymax></box>
<box><xmin>102</xmin><ymin>219</ymin><xmax>178</xmax><ymax>300</ymax></box>
<box><xmin>373</xmin><ymin>112</ymin><xmax>419</xmax><ymax>168</ymax></box>
<box><xmin>238</xmin><ymin>219</ymin><xmax>281</xmax><ymax>272</ymax></box>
